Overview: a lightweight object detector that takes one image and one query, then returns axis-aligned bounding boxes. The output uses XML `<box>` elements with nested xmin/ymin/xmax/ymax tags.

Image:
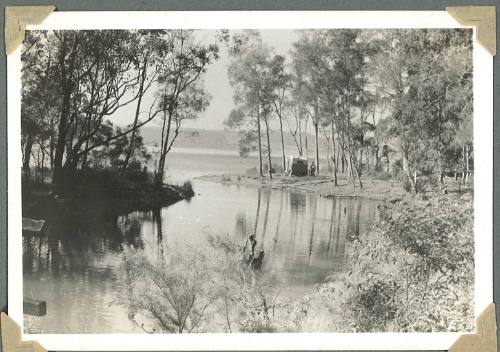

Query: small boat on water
<box><xmin>22</xmin><ymin>217</ymin><xmax>46</xmax><ymax>233</ymax></box>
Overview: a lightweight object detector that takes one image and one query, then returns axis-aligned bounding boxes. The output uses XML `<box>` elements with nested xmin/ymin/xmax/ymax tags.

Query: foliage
<box><xmin>311</xmin><ymin>194</ymin><xmax>474</xmax><ymax>332</ymax></box>
<box><xmin>155</xmin><ymin>30</ymin><xmax>219</xmax><ymax>182</ymax></box>
<box><xmin>225</xmin><ymin>30</ymin><xmax>289</xmax><ymax>177</ymax></box>
<box><xmin>21</xmin><ymin>29</ymin><xmax>219</xmax><ymax>187</ymax></box>
<box><xmin>206</xmin><ymin>234</ymin><xmax>280</xmax><ymax>333</ymax></box>
<box><xmin>371</xmin><ymin>29</ymin><xmax>473</xmax><ymax>192</ymax></box>
<box><xmin>177</xmin><ymin>180</ymin><xmax>194</xmax><ymax>198</ymax></box>
<box><xmin>237</xmin><ymin>130</ymin><xmax>258</xmax><ymax>158</ymax></box>
<box><xmin>363</xmin><ymin>165</ymin><xmax>392</xmax><ymax>181</ymax></box>
<box><xmin>120</xmin><ymin>246</ymin><xmax>218</xmax><ymax>333</ymax></box>
<box><xmin>22</xmin><ymin>28</ymin><xmax>474</xmax><ymax>192</ymax></box>
<box><xmin>116</xmin><ymin>192</ymin><xmax>474</xmax><ymax>334</ymax></box>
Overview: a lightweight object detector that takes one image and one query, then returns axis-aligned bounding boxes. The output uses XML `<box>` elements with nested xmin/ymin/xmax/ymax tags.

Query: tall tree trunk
<box><xmin>331</xmin><ymin>119</ymin><xmax>337</xmax><ymax>186</ymax></box>
<box><xmin>402</xmin><ymin>142</ymin><xmax>416</xmax><ymax>194</ymax></box>
<box><xmin>298</xmin><ymin>108</ymin><xmax>303</xmax><ymax>157</ymax></box>
<box><xmin>81</xmin><ymin>138</ymin><xmax>89</xmax><ymax>170</ymax></box>
<box><xmin>314</xmin><ymin>122</ymin><xmax>319</xmax><ymax>176</ymax></box>
<box><xmin>461</xmin><ymin>145</ymin><xmax>466</xmax><ymax>185</ymax></box>
<box><xmin>53</xmin><ymin>34</ymin><xmax>78</xmax><ymax>188</ymax></box>
<box><xmin>122</xmin><ymin>59</ymin><xmax>148</xmax><ymax>174</ymax></box>
<box><xmin>155</xmin><ymin>108</ymin><xmax>173</xmax><ymax>184</ymax></box>
<box><xmin>304</xmin><ymin>118</ymin><xmax>309</xmax><ymax>162</ymax></box>
<box><xmin>49</xmin><ymin>131</ymin><xmax>55</xmax><ymax>171</ymax></box>
<box><xmin>337</xmin><ymin>148</ymin><xmax>340</xmax><ymax>174</ymax></box>
<box><xmin>344</xmin><ymin>106</ymin><xmax>362</xmax><ymax>188</ymax></box>
<box><xmin>40</xmin><ymin>144</ymin><xmax>46</xmax><ymax>182</ymax></box>
<box><xmin>465</xmin><ymin>144</ymin><xmax>470</xmax><ymax>183</ymax></box>
<box><xmin>53</xmin><ymin>94</ymin><xmax>71</xmax><ymax>186</ymax></box>
<box><xmin>278</xmin><ymin>115</ymin><xmax>286</xmax><ymax>173</ymax></box>
<box><xmin>326</xmin><ymin>138</ymin><xmax>330</xmax><ymax>172</ymax></box>
<box><xmin>385</xmin><ymin>151</ymin><xmax>390</xmax><ymax>173</ymax></box>
<box><xmin>347</xmin><ymin>154</ymin><xmax>356</xmax><ymax>187</ymax></box>
<box><xmin>351</xmin><ymin>155</ymin><xmax>363</xmax><ymax>188</ymax></box>
<box><xmin>337</xmin><ymin>130</ymin><xmax>345</xmax><ymax>174</ymax></box>
<box><xmin>339</xmin><ymin>130</ymin><xmax>357</xmax><ymax>187</ymax></box>
<box><xmin>23</xmin><ymin>135</ymin><xmax>34</xmax><ymax>180</ymax></box>
<box><xmin>264</xmin><ymin>116</ymin><xmax>272</xmax><ymax>179</ymax></box>
<box><xmin>256</xmin><ymin>106</ymin><xmax>263</xmax><ymax>177</ymax></box>
<box><xmin>314</xmin><ymin>104</ymin><xmax>320</xmax><ymax>176</ymax></box>
<box><xmin>359</xmin><ymin>148</ymin><xmax>363</xmax><ymax>173</ymax></box>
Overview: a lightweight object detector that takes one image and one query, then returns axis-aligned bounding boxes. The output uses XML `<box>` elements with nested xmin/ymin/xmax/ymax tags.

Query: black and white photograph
<box><xmin>7</xmin><ymin>10</ymin><xmax>494</xmax><ymax>351</ymax></box>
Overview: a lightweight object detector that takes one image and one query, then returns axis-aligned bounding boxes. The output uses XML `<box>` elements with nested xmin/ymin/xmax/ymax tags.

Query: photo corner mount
<box><xmin>1</xmin><ymin>312</ymin><xmax>47</xmax><ymax>352</ymax></box>
<box><xmin>5</xmin><ymin>5</ymin><xmax>56</xmax><ymax>55</ymax></box>
<box><xmin>449</xmin><ymin>303</ymin><xmax>497</xmax><ymax>352</ymax></box>
<box><xmin>446</xmin><ymin>5</ymin><xmax>496</xmax><ymax>56</ymax></box>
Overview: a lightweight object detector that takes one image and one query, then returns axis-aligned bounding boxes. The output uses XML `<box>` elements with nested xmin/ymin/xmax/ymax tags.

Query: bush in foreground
<box><xmin>309</xmin><ymin>193</ymin><xmax>474</xmax><ymax>332</ymax></box>
<box><xmin>115</xmin><ymin>193</ymin><xmax>474</xmax><ymax>333</ymax></box>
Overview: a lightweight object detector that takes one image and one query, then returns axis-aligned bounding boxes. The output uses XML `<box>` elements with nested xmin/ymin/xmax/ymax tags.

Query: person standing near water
<box><xmin>309</xmin><ymin>161</ymin><xmax>316</xmax><ymax>176</ymax></box>
<box><xmin>243</xmin><ymin>234</ymin><xmax>257</xmax><ymax>263</ymax></box>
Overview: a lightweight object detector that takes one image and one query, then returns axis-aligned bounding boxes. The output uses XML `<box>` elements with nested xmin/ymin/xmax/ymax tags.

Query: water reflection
<box><xmin>23</xmin><ymin>180</ymin><xmax>378</xmax><ymax>333</ymax></box>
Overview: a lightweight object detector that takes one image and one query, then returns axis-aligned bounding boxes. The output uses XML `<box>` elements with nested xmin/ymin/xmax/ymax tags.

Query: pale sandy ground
<box><xmin>197</xmin><ymin>173</ymin><xmax>407</xmax><ymax>200</ymax></box>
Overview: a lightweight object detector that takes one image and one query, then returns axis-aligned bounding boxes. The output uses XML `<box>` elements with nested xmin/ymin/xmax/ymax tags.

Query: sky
<box><xmin>113</xmin><ymin>29</ymin><xmax>299</xmax><ymax>131</ymax></box>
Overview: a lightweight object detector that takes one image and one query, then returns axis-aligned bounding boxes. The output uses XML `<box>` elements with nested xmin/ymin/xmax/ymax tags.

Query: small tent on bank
<box><xmin>287</xmin><ymin>156</ymin><xmax>308</xmax><ymax>176</ymax></box>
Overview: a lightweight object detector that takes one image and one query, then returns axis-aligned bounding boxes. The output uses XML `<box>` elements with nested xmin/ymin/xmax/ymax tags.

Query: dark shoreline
<box><xmin>22</xmin><ymin>181</ymin><xmax>194</xmax><ymax>219</ymax></box>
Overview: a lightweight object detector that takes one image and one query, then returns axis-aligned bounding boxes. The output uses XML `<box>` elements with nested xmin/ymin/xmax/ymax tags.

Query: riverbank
<box><xmin>22</xmin><ymin>178</ymin><xmax>194</xmax><ymax>218</ymax></box>
<box><xmin>197</xmin><ymin>173</ymin><xmax>407</xmax><ymax>200</ymax></box>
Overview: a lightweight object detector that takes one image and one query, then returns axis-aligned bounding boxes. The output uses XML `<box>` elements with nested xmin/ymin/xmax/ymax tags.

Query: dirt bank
<box><xmin>196</xmin><ymin>173</ymin><xmax>407</xmax><ymax>200</ymax></box>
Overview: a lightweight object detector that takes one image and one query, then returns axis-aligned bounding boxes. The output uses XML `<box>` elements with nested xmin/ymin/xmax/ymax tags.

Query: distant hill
<box><xmin>140</xmin><ymin>126</ymin><xmax>330</xmax><ymax>156</ymax></box>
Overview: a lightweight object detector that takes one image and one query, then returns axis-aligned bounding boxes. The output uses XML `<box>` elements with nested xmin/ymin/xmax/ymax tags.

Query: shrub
<box><xmin>377</xmin><ymin>195</ymin><xmax>473</xmax><ymax>274</ymax></box>
<box><xmin>119</xmin><ymin>246</ymin><xmax>217</xmax><ymax>333</ymax></box>
<box><xmin>314</xmin><ymin>193</ymin><xmax>474</xmax><ymax>332</ymax></box>
<box><xmin>205</xmin><ymin>234</ymin><xmax>280</xmax><ymax>333</ymax></box>
<box><xmin>179</xmin><ymin>180</ymin><xmax>195</xmax><ymax>197</ymax></box>
<box><xmin>391</xmin><ymin>159</ymin><xmax>403</xmax><ymax>178</ymax></box>
<box><xmin>349</xmin><ymin>279</ymin><xmax>399</xmax><ymax>331</ymax></box>
<box><xmin>272</xmin><ymin>164</ymin><xmax>284</xmax><ymax>175</ymax></box>
<box><xmin>116</xmin><ymin>194</ymin><xmax>474</xmax><ymax>334</ymax></box>
<box><xmin>365</xmin><ymin>165</ymin><xmax>392</xmax><ymax>180</ymax></box>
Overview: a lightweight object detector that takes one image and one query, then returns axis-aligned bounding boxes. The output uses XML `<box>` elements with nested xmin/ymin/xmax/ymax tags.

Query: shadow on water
<box><xmin>23</xmin><ymin>180</ymin><xmax>379</xmax><ymax>333</ymax></box>
<box><xmin>246</xmin><ymin>187</ymin><xmax>378</xmax><ymax>290</ymax></box>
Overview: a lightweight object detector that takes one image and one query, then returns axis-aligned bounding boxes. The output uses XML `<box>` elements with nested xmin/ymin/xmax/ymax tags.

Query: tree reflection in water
<box><xmin>22</xmin><ymin>183</ymin><xmax>378</xmax><ymax>333</ymax></box>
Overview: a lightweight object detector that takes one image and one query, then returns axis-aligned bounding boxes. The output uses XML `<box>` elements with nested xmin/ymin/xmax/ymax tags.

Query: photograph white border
<box><xmin>7</xmin><ymin>10</ymin><xmax>493</xmax><ymax>351</ymax></box>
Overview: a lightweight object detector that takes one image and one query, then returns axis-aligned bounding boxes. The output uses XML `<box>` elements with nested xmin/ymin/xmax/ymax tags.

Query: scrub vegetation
<box><xmin>119</xmin><ymin>192</ymin><xmax>473</xmax><ymax>333</ymax></box>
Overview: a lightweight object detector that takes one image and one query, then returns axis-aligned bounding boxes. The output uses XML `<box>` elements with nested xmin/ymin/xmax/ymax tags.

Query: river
<box><xmin>23</xmin><ymin>151</ymin><xmax>379</xmax><ymax>333</ymax></box>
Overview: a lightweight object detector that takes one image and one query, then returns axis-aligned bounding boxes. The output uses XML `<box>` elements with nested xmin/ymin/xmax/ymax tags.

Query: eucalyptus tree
<box><xmin>285</xmin><ymin>66</ymin><xmax>309</xmax><ymax>158</ymax></box>
<box><xmin>22</xmin><ymin>30</ymin><xmax>138</xmax><ymax>185</ymax></box>
<box><xmin>156</xmin><ymin>81</ymin><xmax>211</xmax><ymax>182</ymax></box>
<box><xmin>324</xmin><ymin>29</ymin><xmax>369</xmax><ymax>187</ymax></box>
<box><xmin>268</xmin><ymin>55</ymin><xmax>291</xmax><ymax>172</ymax></box>
<box><xmin>22</xmin><ymin>30</ymin><xmax>205</xmax><ymax>187</ymax></box>
<box><xmin>21</xmin><ymin>31</ymin><xmax>58</xmax><ymax>179</ymax></box>
<box><xmin>291</xmin><ymin>31</ymin><xmax>323</xmax><ymax>175</ymax></box>
<box><xmin>292</xmin><ymin>29</ymin><xmax>368</xmax><ymax>186</ymax></box>
<box><xmin>371</xmin><ymin>29</ymin><xmax>473</xmax><ymax>192</ymax></box>
<box><xmin>226</xmin><ymin>30</ymin><xmax>275</xmax><ymax>178</ymax></box>
<box><xmin>154</xmin><ymin>30</ymin><xmax>219</xmax><ymax>184</ymax></box>
<box><xmin>120</xmin><ymin>30</ymin><xmax>174</xmax><ymax>173</ymax></box>
<box><xmin>284</xmin><ymin>102</ymin><xmax>304</xmax><ymax>158</ymax></box>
